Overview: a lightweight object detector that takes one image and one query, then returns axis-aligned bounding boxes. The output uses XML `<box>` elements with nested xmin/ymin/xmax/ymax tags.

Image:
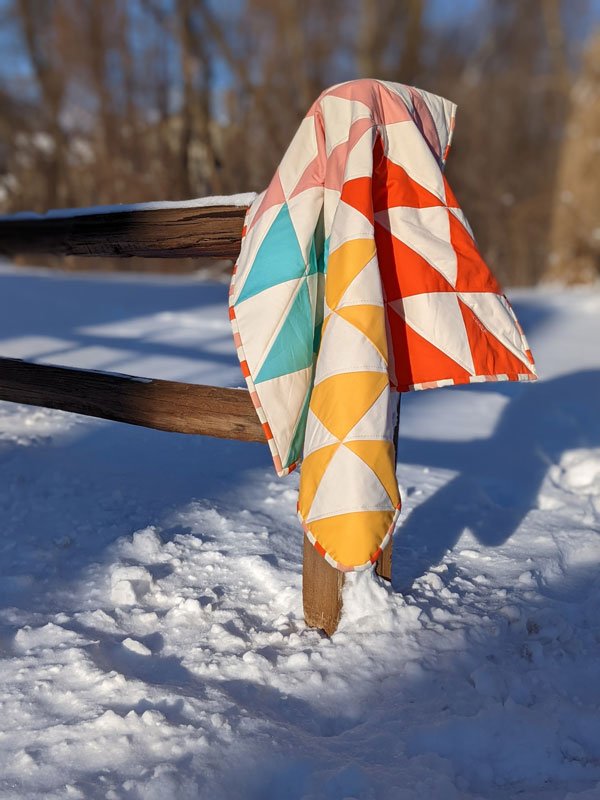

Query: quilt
<box><xmin>229</xmin><ymin>79</ymin><xmax>536</xmax><ymax>571</ymax></box>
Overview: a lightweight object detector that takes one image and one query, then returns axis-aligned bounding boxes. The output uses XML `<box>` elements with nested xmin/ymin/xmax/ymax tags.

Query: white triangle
<box><xmin>377</xmin><ymin>81</ymin><xmax>414</xmax><ymax>112</ymax></box>
<box><xmin>320</xmin><ymin>94</ymin><xmax>372</xmax><ymax>156</ymax></box>
<box><xmin>256</xmin><ymin>366</ymin><xmax>313</xmax><ymax>463</ymax></box>
<box><xmin>306</xmin><ymin>443</ymin><xmax>393</xmax><ymax>522</ymax></box>
<box><xmin>343</xmin><ymin>383</ymin><xmax>394</xmax><ymax>443</ymax></box>
<box><xmin>303</xmin><ymin>408</ymin><xmax>339</xmax><ymax>460</ymax></box>
<box><xmin>244</xmin><ymin>189</ymin><xmax>265</xmax><ymax>229</ymax></box>
<box><xmin>313</xmin><ymin>311</ymin><xmax>387</xmax><ymax>385</ymax></box>
<box><xmin>343</xmin><ymin>125</ymin><xmax>376</xmax><ymax>182</ymax></box>
<box><xmin>234</xmin><ymin>278</ymin><xmax>301</xmax><ymax>375</ymax></box>
<box><xmin>278</xmin><ymin>116</ymin><xmax>318</xmax><ymax>197</ymax></box>
<box><xmin>336</xmin><ymin>254</ymin><xmax>384</xmax><ymax>309</ymax></box>
<box><xmin>390</xmin><ymin>292</ymin><xmax>475</xmax><ymax>374</ymax></box>
<box><xmin>381</xmin><ymin>120</ymin><xmax>446</xmax><ymax>202</ymax></box>
<box><xmin>328</xmin><ymin>200</ymin><xmax>374</xmax><ymax>254</ymax></box>
<box><xmin>458</xmin><ymin>292</ymin><xmax>533</xmax><ymax>369</ymax></box>
<box><xmin>412</xmin><ymin>88</ymin><xmax>457</xmax><ymax>163</ymax></box>
<box><xmin>286</xmin><ymin>187</ymin><xmax>325</xmax><ymax>264</ymax></box>
<box><xmin>449</xmin><ymin>207</ymin><xmax>474</xmax><ymax>240</ymax></box>
<box><xmin>324</xmin><ymin>187</ymin><xmax>341</xmax><ymax>239</ymax></box>
<box><xmin>375</xmin><ymin>205</ymin><xmax>457</xmax><ymax>287</ymax></box>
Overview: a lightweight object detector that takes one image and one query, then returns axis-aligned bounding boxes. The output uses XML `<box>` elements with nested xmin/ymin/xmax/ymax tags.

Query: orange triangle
<box><xmin>387</xmin><ymin>305</ymin><xmax>472</xmax><ymax>388</ymax></box>
<box><xmin>443</xmin><ymin>174</ymin><xmax>460</xmax><ymax>208</ymax></box>
<box><xmin>308</xmin><ymin>509</ymin><xmax>396</xmax><ymax>567</ymax></box>
<box><xmin>298</xmin><ymin>443</ymin><xmax>339</xmax><ymax>520</ymax></box>
<box><xmin>449</xmin><ymin>213</ymin><xmax>502</xmax><ymax>294</ymax></box>
<box><xmin>335</xmin><ymin>304</ymin><xmax>389</xmax><ymax>361</ymax></box>
<box><xmin>340</xmin><ymin>177</ymin><xmax>374</xmax><ymax>221</ymax></box>
<box><xmin>309</xmin><ymin>371</ymin><xmax>389</xmax><ymax>441</ymax></box>
<box><xmin>375</xmin><ymin>222</ymin><xmax>455</xmax><ymax>301</ymax></box>
<box><xmin>373</xmin><ymin>155</ymin><xmax>445</xmax><ymax>213</ymax></box>
<box><xmin>343</xmin><ymin>440</ymin><xmax>400</xmax><ymax>506</ymax></box>
<box><xmin>458</xmin><ymin>299</ymin><xmax>532</xmax><ymax>377</ymax></box>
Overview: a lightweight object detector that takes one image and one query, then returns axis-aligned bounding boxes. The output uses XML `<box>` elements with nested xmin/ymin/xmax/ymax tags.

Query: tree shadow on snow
<box><xmin>0</xmin><ymin>269</ymin><xmax>240</xmax><ymax>380</ymax></box>
<box><xmin>394</xmin><ymin>368</ymin><xmax>600</xmax><ymax>590</ymax></box>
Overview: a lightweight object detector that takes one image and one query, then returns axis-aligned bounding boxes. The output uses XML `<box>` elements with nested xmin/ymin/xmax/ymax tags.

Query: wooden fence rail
<box><xmin>0</xmin><ymin>203</ymin><xmax>246</xmax><ymax>259</ymax></box>
<box><xmin>0</xmin><ymin>199</ymin><xmax>392</xmax><ymax>635</ymax></box>
<box><xmin>0</xmin><ymin>358</ymin><xmax>264</xmax><ymax>441</ymax></box>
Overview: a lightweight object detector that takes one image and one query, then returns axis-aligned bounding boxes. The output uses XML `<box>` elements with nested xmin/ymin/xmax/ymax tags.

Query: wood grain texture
<box><xmin>0</xmin><ymin>358</ymin><xmax>265</xmax><ymax>441</ymax></box>
<box><xmin>375</xmin><ymin>541</ymin><xmax>393</xmax><ymax>581</ymax></box>
<box><xmin>0</xmin><ymin>205</ymin><xmax>247</xmax><ymax>259</ymax></box>
<box><xmin>302</xmin><ymin>536</ymin><xmax>345</xmax><ymax>637</ymax></box>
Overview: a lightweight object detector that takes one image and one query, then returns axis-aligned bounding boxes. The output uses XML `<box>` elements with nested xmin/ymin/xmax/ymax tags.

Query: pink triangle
<box><xmin>325</xmin><ymin>80</ymin><xmax>413</xmax><ymax>125</ymax></box>
<box><xmin>324</xmin><ymin>79</ymin><xmax>383</xmax><ymax>107</ymax></box>
<box><xmin>248</xmin><ymin>171</ymin><xmax>286</xmax><ymax>231</ymax></box>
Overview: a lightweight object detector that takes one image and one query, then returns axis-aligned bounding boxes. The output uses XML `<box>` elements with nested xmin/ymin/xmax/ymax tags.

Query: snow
<box><xmin>0</xmin><ymin>193</ymin><xmax>256</xmax><ymax>221</ymax></box>
<box><xmin>0</xmin><ymin>262</ymin><xmax>600</xmax><ymax>799</ymax></box>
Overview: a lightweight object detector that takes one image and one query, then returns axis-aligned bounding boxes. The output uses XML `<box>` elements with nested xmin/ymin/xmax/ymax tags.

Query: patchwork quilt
<box><xmin>229</xmin><ymin>79</ymin><xmax>537</xmax><ymax>572</ymax></box>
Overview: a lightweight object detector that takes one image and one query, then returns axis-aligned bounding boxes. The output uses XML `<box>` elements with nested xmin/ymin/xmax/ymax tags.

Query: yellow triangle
<box><xmin>309</xmin><ymin>371</ymin><xmax>389</xmax><ymax>441</ymax></box>
<box><xmin>308</xmin><ymin>510</ymin><xmax>396</xmax><ymax>567</ymax></box>
<box><xmin>343</xmin><ymin>440</ymin><xmax>400</xmax><ymax>506</ymax></box>
<box><xmin>325</xmin><ymin>239</ymin><xmax>376</xmax><ymax>311</ymax></box>
<box><xmin>335</xmin><ymin>304</ymin><xmax>389</xmax><ymax>362</ymax></box>
<box><xmin>298</xmin><ymin>443</ymin><xmax>339</xmax><ymax>520</ymax></box>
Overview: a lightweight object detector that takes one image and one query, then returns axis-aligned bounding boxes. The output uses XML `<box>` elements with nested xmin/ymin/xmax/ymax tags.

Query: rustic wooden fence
<box><xmin>0</xmin><ymin>201</ymin><xmax>392</xmax><ymax>636</ymax></box>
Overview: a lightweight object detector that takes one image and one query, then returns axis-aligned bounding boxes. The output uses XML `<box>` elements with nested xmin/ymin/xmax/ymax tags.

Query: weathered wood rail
<box><xmin>0</xmin><ymin>203</ymin><xmax>246</xmax><ymax>259</ymax></box>
<box><xmin>0</xmin><ymin>199</ymin><xmax>393</xmax><ymax>635</ymax></box>
<box><xmin>0</xmin><ymin>357</ymin><xmax>264</xmax><ymax>441</ymax></box>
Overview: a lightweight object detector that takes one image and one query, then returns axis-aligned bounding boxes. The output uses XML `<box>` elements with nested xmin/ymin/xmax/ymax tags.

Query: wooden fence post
<box><xmin>375</xmin><ymin>541</ymin><xmax>393</xmax><ymax>581</ymax></box>
<box><xmin>302</xmin><ymin>536</ymin><xmax>345</xmax><ymax>637</ymax></box>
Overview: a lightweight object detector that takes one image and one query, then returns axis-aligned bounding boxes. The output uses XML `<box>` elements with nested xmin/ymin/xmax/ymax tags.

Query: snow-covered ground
<box><xmin>1</xmin><ymin>261</ymin><xmax>599</xmax><ymax>800</ymax></box>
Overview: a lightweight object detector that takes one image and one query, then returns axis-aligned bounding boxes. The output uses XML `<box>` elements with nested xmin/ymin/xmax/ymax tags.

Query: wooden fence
<box><xmin>0</xmin><ymin>201</ymin><xmax>392</xmax><ymax>636</ymax></box>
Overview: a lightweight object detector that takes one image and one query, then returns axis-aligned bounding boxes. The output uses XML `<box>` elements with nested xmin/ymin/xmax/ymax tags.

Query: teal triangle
<box><xmin>313</xmin><ymin>318</ymin><xmax>323</xmax><ymax>355</ymax></box>
<box><xmin>255</xmin><ymin>279</ymin><xmax>314</xmax><ymax>384</ymax></box>
<box><xmin>307</xmin><ymin>238</ymin><xmax>318</xmax><ymax>276</ymax></box>
<box><xmin>307</xmin><ymin>229</ymin><xmax>326</xmax><ymax>276</ymax></box>
<box><xmin>286</xmin><ymin>386</ymin><xmax>312</xmax><ymax>466</ymax></box>
<box><xmin>237</xmin><ymin>204</ymin><xmax>305</xmax><ymax>304</ymax></box>
<box><xmin>322</xmin><ymin>236</ymin><xmax>330</xmax><ymax>274</ymax></box>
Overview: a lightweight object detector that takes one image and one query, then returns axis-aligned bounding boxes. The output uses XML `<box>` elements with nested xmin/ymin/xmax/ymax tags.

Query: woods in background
<box><xmin>0</xmin><ymin>0</ymin><xmax>598</xmax><ymax>285</ymax></box>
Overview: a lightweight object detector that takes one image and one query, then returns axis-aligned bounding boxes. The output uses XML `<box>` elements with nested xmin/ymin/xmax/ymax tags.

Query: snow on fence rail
<box><xmin>0</xmin><ymin>197</ymin><xmax>379</xmax><ymax>636</ymax></box>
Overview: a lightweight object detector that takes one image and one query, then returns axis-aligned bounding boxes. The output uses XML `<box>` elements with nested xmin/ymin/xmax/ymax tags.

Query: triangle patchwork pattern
<box><xmin>237</xmin><ymin>203</ymin><xmax>305</xmax><ymax>304</ymax></box>
<box><xmin>458</xmin><ymin>293</ymin><xmax>533</xmax><ymax>372</ymax></box>
<box><xmin>343</xmin><ymin>440</ymin><xmax>400</xmax><ymax>507</ymax></box>
<box><xmin>255</xmin><ymin>278</ymin><xmax>314</xmax><ymax>384</ymax></box>
<box><xmin>325</xmin><ymin>238</ymin><xmax>376</xmax><ymax>309</ymax></box>
<box><xmin>387</xmin><ymin>302</ymin><xmax>472</xmax><ymax>388</ymax></box>
<box><xmin>305</xmin><ymin>443</ymin><xmax>394</xmax><ymax>522</ymax></box>
<box><xmin>375</xmin><ymin>222</ymin><xmax>456</xmax><ymax>300</ymax></box>
<box><xmin>373</xmin><ymin>154</ymin><xmax>445</xmax><ymax>213</ymax></box>
<box><xmin>376</xmin><ymin>206</ymin><xmax>457</xmax><ymax>287</ymax></box>
<box><xmin>335</xmin><ymin>304</ymin><xmax>389</xmax><ymax>362</ymax></box>
<box><xmin>391</xmin><ymin>292</ymin><xmax>475</xmax><ymax>375</ymax></box>
<box><xmin>231</xmin><ymin>78</ymin><xmax>536</xmax><ymax>573</ymax></box>
<box><xmin>309</xmin><ymin>371</ymin><xmax>389</xmax><ymax>442</ymax></box>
